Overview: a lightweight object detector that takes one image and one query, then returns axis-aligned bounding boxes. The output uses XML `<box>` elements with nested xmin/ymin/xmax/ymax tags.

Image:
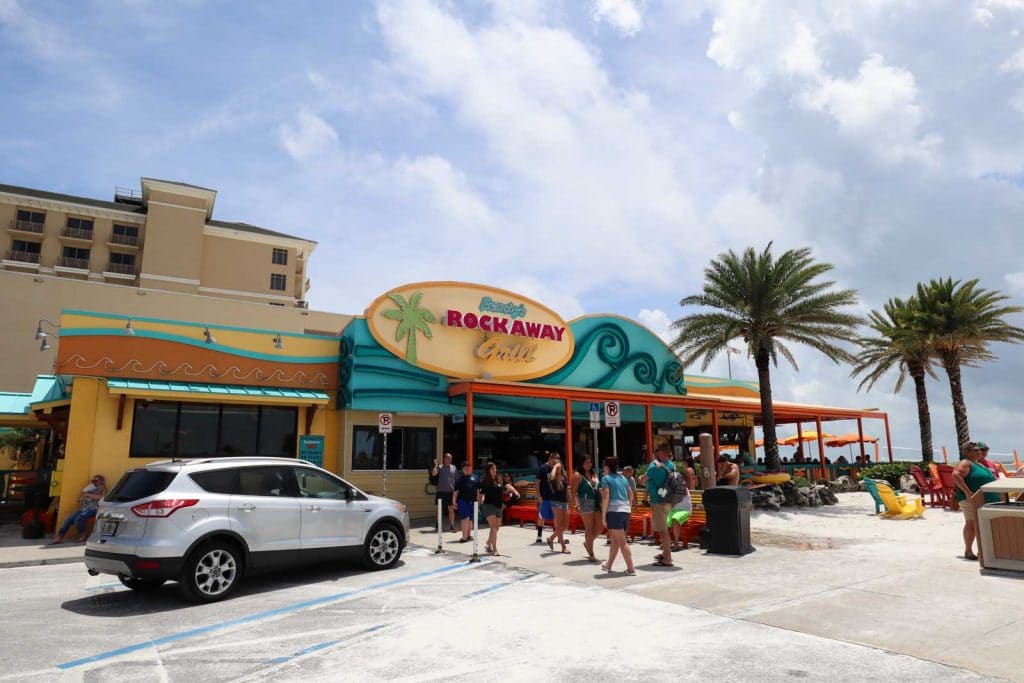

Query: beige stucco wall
<box><xmin>200</xmin><ymin>235</ymin><xmax>294</xmax><ymax>302</ymax></box>
<box><xmin>137</xmin><ymin>201</ymin><xmax>203</xmax><ymax>287</ymax></box>
<box><xmin>0</xmin><ymin>268</ymin><xmax>352</xmax><ymax>392</ymax></box>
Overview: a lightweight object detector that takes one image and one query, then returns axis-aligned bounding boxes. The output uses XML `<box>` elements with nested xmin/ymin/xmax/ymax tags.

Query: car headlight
<box><xmin>391</xmin><ymin>501</ymin><xmax>407</xmax><ymax>514</ymax></box>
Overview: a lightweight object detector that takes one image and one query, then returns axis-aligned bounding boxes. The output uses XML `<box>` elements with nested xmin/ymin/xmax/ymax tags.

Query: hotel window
<box><xmin>130</xmin><ymin>401</ymin><xmax>297</xmax><ymax>458</ymax></box>
<box><xmin>109</xmin><ymin>252</ymin><xmax>135</xmax><ymax>266</ymax></box>
<box><xmin>272</xmin><ymin>248</ymin><xmax>288</xmax><ymax>265</ymax></box>
<box><xmin>270</xmin><ymin>273</ymin><xmax>287</xmax><ymax>291</ymax></box>
<box><xmin>66</xmin><ymin>217</ymin><xmax>94</xmax><ymax>233</ymax></box>
<box><xmin>11</xmin><ymin>240</ymin><xmax>41</xmax><ymax>254</ymax></box>
<box><xmin>111</xmin><ymin>224</ymin><xmax>140</xmax><ymax>245</ymax></box>
<box><xmin>351</xmin><ymin>426</ymin><xmax>437</xmax><ymax>471</ymax></box>
<box><xmin>16</xmin><ymin>209</ymin><xmax>45</xmax><ymax>224</ymax></box>
<box><xmin>60</xmin><ymin>246</ymin><xmax>90</xmax><ymax>268</ymax></box>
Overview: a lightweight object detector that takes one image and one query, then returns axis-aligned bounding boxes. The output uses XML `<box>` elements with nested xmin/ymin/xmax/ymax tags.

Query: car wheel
<box><xmin>363</xmin><ymin>522</ymin><xmax>402</xmax><ymax>570</ymax></box>
<box><xmin>118</xmin><ymin>576</ymin><xmax>166</xmax><ymax>591</ymax></box>
<box><xmin>180</xmin><ymin>542</ymin><xmax>241</xmax><ymax>603</ymax></box>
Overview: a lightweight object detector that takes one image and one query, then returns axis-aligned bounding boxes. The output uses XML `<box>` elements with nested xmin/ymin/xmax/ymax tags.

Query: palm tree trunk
<box><xmin>941</xmin><ymin>352</ymin><xmax>970</xmax><ymax>448</ymax></box>
<box><xmin>907</xmin><ymin>361</ymin><xmax>934</xmax><ymax>462</ymax></box>
<box><xmin>755</xmin><ymin>350</ymin><xmax>781</xmax><ymax>470</ymax></box>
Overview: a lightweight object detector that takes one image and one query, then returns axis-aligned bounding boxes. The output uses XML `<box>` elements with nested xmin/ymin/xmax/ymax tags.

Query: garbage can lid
<box><xmin>703</xmin><ymin>485</ymin><xmax>752</xmax><ymax>504</ymax></box>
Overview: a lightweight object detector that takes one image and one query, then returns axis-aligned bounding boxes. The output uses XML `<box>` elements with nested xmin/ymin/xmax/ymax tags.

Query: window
<box><xmin>109</xmin><ymin>252</ymin><xmax>135</xmax><ymax>266</ymax></box>
<box><xmin>294</xmin><ymin>467</ymin><xmax>349</xmax><ymax>499</ymax></box>
<box><xmin>66</xmin><ymin>217</ymin><xmax>94</xmax><ymax>233</ymax></box>
<box><xmin>112</xmin><ymin>224</ymin><xmax>139</xmax><ymax>238</ymax></box>
<box><xmin>11</xmin><ymin>240</ymin><xmax>40</xmax><ymax>254</ymax></box>
<box><xmin>62</xmin><ymin>246</ymin><xmax>90</xmax><ymax>259</ymax></box>
<box><xmin>129</xmin><ymin>401</ymin><xmax>298</xmax><ymax>458</ymax></box>
<box><xmin>351</xmin><ymin>426</ymin><xmax>436</xmax><ymax>471</ymax></box>
<box><xmin>16</xmin><ymin>210</ymin><xmax>45</xmax><ymax>224</ymax></box>
<box><xmin>190</xmin><ymin>468</ymin><xmax>237</xmax><ymax>494</ymax></box>
<box><xmin>272</xmin><ymin>248</ymin><xmax>288</xmax><ymax>265</ymax></box>
<box><xmin>238</xmin><ymin>466</ymin><xmax>297</xmax><ymax>497</ymax></box>
<box><xmin>270</xmin><ymin>273</ymin><xmax>287</xmax><ymax>291</ymax></box>
<box><xmin>106</xmin><ymin>471</ymin><xmax>176</xmax><ymax>502</ymax></box>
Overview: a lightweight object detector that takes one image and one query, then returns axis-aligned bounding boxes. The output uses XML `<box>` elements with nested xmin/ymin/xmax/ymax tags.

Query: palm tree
<box><xmin>0</xmin><ymin>428</ymin><xmax>42</xmax><ymax>467</ymax></box>
<box><xmin>916</xmin><ymin>278</ymin><xmax>1024</xmax><ymax>448</ymax></box>
<box><xmin>670</xmin><ymin>244</ymin><xmax>861</xmax><ymax>471</ymax></box>
<box><xmin>851</xmin><ymin>297</ymin><xmax>937</xmax><ymax>461</ymax></box>
<box><xmin>382</xmin><ymin>291</ymin><xmax>436</xmax><ymax>365</ymax></box>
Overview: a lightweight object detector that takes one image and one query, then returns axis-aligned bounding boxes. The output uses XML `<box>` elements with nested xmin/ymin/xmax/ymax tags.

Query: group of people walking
<box><xmin>432</xmin><ymin>444</ymin><xmax>696</xmax><ymax>574</ymax></box>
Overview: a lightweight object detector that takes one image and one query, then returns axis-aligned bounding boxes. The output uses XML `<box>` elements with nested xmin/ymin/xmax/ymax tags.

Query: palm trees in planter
<box><xmin>851</xmin><ymin>297</ymin><xmax>938</xmax><ymax>462</ymax></box>
<box><xmin>670</xmin><ymin>244</ymin><xmax>861</xmax><ymax>471</ymax></box>
<box><xmin>916</xmin><ymin>278</ymin><xmax>1024</xmax><ymax>448</ymax></box>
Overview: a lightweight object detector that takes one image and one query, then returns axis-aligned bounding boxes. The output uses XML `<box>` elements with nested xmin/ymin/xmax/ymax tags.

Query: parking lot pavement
<box><xmin>0</xmin><ymin>544</ymin><xmax>995</xmax><ymax>682</ymax></box>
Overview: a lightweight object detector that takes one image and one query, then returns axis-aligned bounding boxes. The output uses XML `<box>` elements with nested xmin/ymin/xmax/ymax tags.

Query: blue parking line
<box><xmin>56</xmin><ymin>561</ymin><xmax>475</xmax><ymax>670</ymax></box>
<box><xmin>267</xmin><ymin>639</ymin><xmax>342</xmax><ymax>664</ymax></box>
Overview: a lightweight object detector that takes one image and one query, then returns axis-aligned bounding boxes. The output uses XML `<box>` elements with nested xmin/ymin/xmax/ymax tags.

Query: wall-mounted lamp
<box><xmin>39</xmin><ymin>337</ymin><xmax>51</xmax><ymax>352</ymax></box>
<box><xmin>203</xmin><ymin>325</ymin><xmax>216</xmax><ymax>344</ymax></box>
<box><xmin>124</xmin><ymin>316</ymin><xmax>136</xmax><ymax>336</ymax></box>
<box><xmin>34</xmin><ymin>318</ymin><xmax>60</xmax><ymax>351</ymax></box>
<box><xmin>273</xmin><ymin>333</ymin><xmax>284</xmax><ymax>350</ymax></box>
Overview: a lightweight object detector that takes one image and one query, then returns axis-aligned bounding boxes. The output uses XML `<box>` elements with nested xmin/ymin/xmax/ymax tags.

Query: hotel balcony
<box><xmin>56</xmin><ymin>256</ymin><xmax>90</xmax><ymax>271</ymax></box>
<box><xmin>59</xmin><ymin>227</ymin><xmax>95</xmax><ymax>245</ymax></box>
<box><xmin>2</xmin><ymin>250</ymin><xmax>41</xmax><ymax>270</ymax></box>
<box><xmin>8</xmin><ymin>219</ymin><xmax>44</xmax><ymax>236</ymax></box>
<box><xmin>107</xmin><ymin>233</ymin><xmax>140</xmax><ymax>250</ymax></box>
<box><xmin>102</xmin><ymin>262</ymin><xmax>138</xmax><ymax>281</ymax></box>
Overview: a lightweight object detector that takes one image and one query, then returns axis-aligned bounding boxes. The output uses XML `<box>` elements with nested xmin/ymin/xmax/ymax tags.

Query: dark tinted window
<box><xmin>106</xmin><ymin>470</ymin><xmax>176</xmax><ymax>502</ymax></box>
<box><xmin>17</xmin><ymin>210</ymin><xmax>44</xmax><ymax>223</ymax></box>
<box><xmin>109</xmin><ymin>252</ymin><xmax>135</xmax><ymax>266</ymax></box>
<box><xmin>352</xmin><ymin>426</ymin><xmax>436</xmax><ymax>470</ymax></box>
<box><xmin>190</xmin><ymin>468</ymin><xmax>237</xmax><ymax>494</ymax></box>
<box><xmin>112</xmin><ymin>224</ymin><xmax>138</xmax><ymax>237</ymax></box>
<box><xmin>12</xmin><ymin>240</ymin><xmax>41</xmax><ymax>254</ymax></box>
<box><xmin>294</xmin><ymin>467</ymin><xmax>349</xmax><ymax>499</ymax></box>
<box><xmin>237</xmin><ymin>466</ymin><xmax>295</xmax><ymax>497</ymax></box>
<box><xmin>258</xmin><ymin>407</ymin><xmax>297</xmax><ymax>457</ymax></box>
<box><xmin>219</xmin><ymin>405</ymin><xmax>258</xmax><ymax>456</ymax></box>
<box><xmin>62</xmin><ymin>246</ymin><xmax>90</xmax><ymax>260</ymax></box>
<box><xmin>177</xmin><ymin>403</ymin><xmax>219</xmax><ymax>457</ymax></box>
<box><xmin>130</xmin><ymin>402</ymin><xmax>179</xmax><ymax>458</ymax></box>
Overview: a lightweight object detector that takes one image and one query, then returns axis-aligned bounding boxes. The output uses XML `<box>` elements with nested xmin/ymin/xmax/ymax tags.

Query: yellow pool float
<box><xmin>752</xmin><ymin>473</ymin><xmax>791</xmax><ymax>485</ymax></box>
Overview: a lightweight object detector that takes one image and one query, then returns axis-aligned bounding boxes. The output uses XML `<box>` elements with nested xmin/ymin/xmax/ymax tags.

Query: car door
<box><xmin>292</xmin><ymin>467</ymin><xmax>365</xmax><ymax>549</ymax></box>
<box><xmin>229</xmin><ymin>466</ymin><xmax>302</xmax><ymax>560</ymax></box>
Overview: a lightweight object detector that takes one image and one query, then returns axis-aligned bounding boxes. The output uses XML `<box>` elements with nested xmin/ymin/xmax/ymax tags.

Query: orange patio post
<box><xmin>883</xmin><ymin>414</ymin><xmax>894</xmax><ymax>463</ymax></box>
<box><xmin>856</xmin><ymin>418</ymin><xmax>866</xmax><ymax>460</ymax></box>
<box><xmin>644</xmin><ymin>403</ymin><xmax>654</xmax><ymax>463</ymax></box>
<box><xmin>815</xmin><ymin>415</ymin><xmax>829</xmax><ymax>481</ymax></box>
<box><xmin>466</xmin><ymin>390</ymin><xmax>474</xmax><ymax>468</ymax></box>
<box><xmin>1014</xmin><ymin>449</ymin><xmax>1021</xmax><ymax>470</ymax></box>
<box><xmin>711</xmin><ymin>409</ymin><xmax>720</xmax><ymax>455</ymax></box>
<box><xmin>942</xmin><ymin>446</ymin><xmax>949</xmax><ymax>465</ymax></box>
<box><xmin>564</xmin><ymin>397</ymin><xmax>574</xmax><ymax>476</ymax></box>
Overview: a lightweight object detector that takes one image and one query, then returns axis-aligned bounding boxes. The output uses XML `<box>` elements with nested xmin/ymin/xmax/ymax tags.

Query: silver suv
<box><xmin>84</xmin><ymin>457</ymin><xmax>410</xmax><ymax>602</ymax></box>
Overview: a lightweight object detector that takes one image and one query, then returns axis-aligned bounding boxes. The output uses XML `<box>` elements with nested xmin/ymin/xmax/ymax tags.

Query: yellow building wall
<box><xmin>339</xmin><ymin>410</ymin><xmax>443</xmax><ymax>518</ymax></box>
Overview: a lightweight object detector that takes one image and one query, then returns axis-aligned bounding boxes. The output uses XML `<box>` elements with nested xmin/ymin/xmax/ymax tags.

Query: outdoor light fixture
<box><xmin>203</xmin><ymin>325</ymin><xmax>216</xmax><ymax>344</ymax></box>
<box><xmin>34</xmin><ymin>318</ymin><xmax>60</xmax><ymax>340</ymax></box>
<box><xmin>273</xmin><ymin>333</ymin><xmax>284</xmax><ymax>350</ymax></box>
<box><xmin>124</xmin><ymin>316</ymin><xmax>135</xmax><ymax>335</ymax></box>
<box><xmin>39</xmin><ymin>338</ymin><xmax>51</xmax><ymax>352</ymax></box>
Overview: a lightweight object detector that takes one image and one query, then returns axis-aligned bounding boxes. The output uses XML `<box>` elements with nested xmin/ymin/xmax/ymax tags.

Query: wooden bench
<box><xmin>680</xmin><ymin>492</ymin><xmax>705</xmax><ymax>548</ymax></box>
<box><xmin>628</xmin><ymin>488</ymin><xmax>651</xmax><ymax>541</ymax></box>
<box><xmin>503</xmin><ymin>481</ymin><xmax>541</xmax><ymax>527</ymax></box>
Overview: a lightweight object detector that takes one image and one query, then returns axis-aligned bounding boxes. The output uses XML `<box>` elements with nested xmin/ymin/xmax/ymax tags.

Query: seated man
<box><xmin>715</xmin><ymin>456</ymin><xmax>740</xmax><ymax>486</ymax></box>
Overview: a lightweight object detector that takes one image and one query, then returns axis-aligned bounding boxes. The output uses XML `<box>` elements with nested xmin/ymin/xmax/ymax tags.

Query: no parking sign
<box><xmin>604</xmin><ymin>401</ymin><xmax>620</xmax><ymax>428</ymax></box>
<box><xmin>378</xmin><ymin>413</ymin><xmax>393</xmax><ymax>434</ymax></box>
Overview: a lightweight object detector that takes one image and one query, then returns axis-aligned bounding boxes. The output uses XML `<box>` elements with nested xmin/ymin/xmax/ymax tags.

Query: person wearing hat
<box><xmin>952</xmin><ymin>442</ymin><xmax>1000</xmax><ymax>561</ymax></box>
<box><xmin>977</xmin><ymin>442</ymin><xmax>1010</xmax><ymax>479</ymax></box>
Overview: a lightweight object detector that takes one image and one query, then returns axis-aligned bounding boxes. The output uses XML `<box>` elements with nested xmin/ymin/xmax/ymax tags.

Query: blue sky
<box><xmin>3</xmin><ymin>0</ymin><xmax>1024</xmax><ymax>459</ymax></box>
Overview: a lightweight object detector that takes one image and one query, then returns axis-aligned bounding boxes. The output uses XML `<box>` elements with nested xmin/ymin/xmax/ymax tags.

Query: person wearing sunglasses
<box><xmin>51</xmin><ymin>474</ymin><xmax>106</xmax><ymax>544</ymax></box>
<box><xmin>952</xmin><ymin>443</ymin><xmax>999</xmax><ymax>561</ymax></box>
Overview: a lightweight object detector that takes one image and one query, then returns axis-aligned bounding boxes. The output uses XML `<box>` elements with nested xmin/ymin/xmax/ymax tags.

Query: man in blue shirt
<box><xmin>646</xmin><ymin>444</ymin><xmax>676</xmax><ymax>567</ymax></box>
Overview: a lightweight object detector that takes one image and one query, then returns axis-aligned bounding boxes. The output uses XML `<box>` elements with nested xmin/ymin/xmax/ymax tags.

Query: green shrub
<box><xmin>790</xmin><ymin>476</ymin><xmax>810</xmax><ymax>489</ymax></box>
<box><xmin>860</xmin><ymin>462</ymin><xmax>909</xmax><ymax>488</ymax></box>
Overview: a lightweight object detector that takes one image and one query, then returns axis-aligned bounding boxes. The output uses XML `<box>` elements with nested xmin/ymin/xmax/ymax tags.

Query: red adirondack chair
<box><xmin>936</xmin><ymin>464</ymin><xmax>959</xmax><ymax>511</ymax></box>
<box><xmin>910</xmin><ymin>465</ymin><xmax>945</xmax><ymax>508</ymax></box>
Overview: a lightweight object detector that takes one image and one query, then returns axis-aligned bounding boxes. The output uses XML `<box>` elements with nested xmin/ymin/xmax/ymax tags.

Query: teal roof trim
<box><xmin>61</xmin><ymin>310</ymin><xmax>341</xmax><ymax>340</ymax></box>
<box><xmin>0</xmin><ymin>375</ymin><xmax>67</xmax><ymax>415</ymax></box>
<box><xmin>0</xmin><ymin>392</ymin><xmax>32</xmax><ymax>415</ymax></box>
<box><xmin>106</xmin><ymin>379</ymin><xmax>327</xmax><ymax>401</ymax></box>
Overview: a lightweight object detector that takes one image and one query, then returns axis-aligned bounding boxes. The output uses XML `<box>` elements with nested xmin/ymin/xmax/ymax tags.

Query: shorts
<box><xmin>578</xmin><ymin>498</ymin><xmax>596</xmax><ymax>513</ymax></box>
<box><xmin>482</xmin><ymin>503</ymin><xmax>502</xmax><ymax>519</ymax></box>
<box><xmin>651</xmin><ymin>502</ymin><xmax>672</xmax><ymax>533</ymax></box>
<box><xmin>549</xmin><ymin>500</ymin><xmax>568</xmax><ymax>511</ymax></box>
<box><xmin>605</xmin><ymin>511</ymin><xmax>630</xmax><ymax>531</ymax></box>
<box><xmin>959</xmin><ymin>495</ymin><xmax>977</xmax><ymax>522</ymax></box>
<box><xmin>538</xmin><ymin>500</ymin><xmax>554</xmax><ymax>521</ymax></box>
<box><xmin>667</xmin><ymin>509</ymin><xmax>692</xmax><ymax>527</ymax></box>
<box><xmin>436</xmin><ymin>491</ymin><xmax>453</xmax><ymax>507</ymax></box>
<box><xmin>457</xmin><ymin>500</ymin><xmax>475</xmax><ymax>520</ymax></box>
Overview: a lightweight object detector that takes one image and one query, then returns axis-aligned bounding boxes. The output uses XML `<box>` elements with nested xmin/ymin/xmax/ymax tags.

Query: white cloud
<box><xmin>592</xmin><ymin>0</ymin><xmax>643</xmax><ymax>37</ymax></box>
<box><xmin>390</xmin><ymin>155</ymin><xmax>493</xmax><ymax>228</ymax></box>
<box><xmin>637</xmin><ymin>308</ymin><xmax>673</xmax><ymax>343</ymax></box>
<box><xmin>1005</xmin><ymin>271</ymin><xmax>1024</xmax><ymax>296</ymax></box>
<box><xmin>278</xmin><ymin>110</ymin><xmax>339</xmax><ymax>162</ymax></box>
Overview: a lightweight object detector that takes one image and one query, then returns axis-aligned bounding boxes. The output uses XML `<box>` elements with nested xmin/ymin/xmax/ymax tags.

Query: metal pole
<box><xmin>612</xmin><ymin>426</ymin><xmax>618</xmax><ymax>460</ymax></box>
<box><xmin>469</xmin><ymin>500</ymin><xmax>481</xmax><ymax>563</ymax></box>
<box><xmin>434</xmin><ymin>498</ymin><xmax>444</xmax><ymax>554</ymax></box>
<box><xmin>593</xmin><ymin>426</ymin><xmax>599</xmax><ymax>459</ymax></box>
<box><xmin>382</xmin><ymin>433</ymin><xmax>388</xmax><ymax>497</ymax></box>
<box><xmin>727</xmin><ymin>353</ymin><xmax>732</xmax><ymax>380</ymax></box>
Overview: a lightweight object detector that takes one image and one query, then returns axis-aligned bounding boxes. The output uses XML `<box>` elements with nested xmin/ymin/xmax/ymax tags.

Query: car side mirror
<box><xmin>344</xmin><ymin>488</ymin><xmax>354</xmax><ymax>500</ymax></box>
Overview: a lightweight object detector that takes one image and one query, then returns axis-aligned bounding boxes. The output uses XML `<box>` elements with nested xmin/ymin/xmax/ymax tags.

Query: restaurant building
<box><xmin>9</xmin><ymin>281</ymin><xmax>894</xmax><ymax>522</ymax></box>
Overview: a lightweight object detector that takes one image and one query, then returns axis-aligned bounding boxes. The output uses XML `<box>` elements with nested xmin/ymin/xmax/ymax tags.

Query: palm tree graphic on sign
<box><xmin>382</xmin><ymin>291</ymin><xmax>436</xmax><ymax>364</ymax></box>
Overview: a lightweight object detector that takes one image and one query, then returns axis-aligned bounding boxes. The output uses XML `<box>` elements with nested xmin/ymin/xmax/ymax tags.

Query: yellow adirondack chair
<box><xmin>876</xmin><ymin>482</ymin><xmax>925</xmax><ymax>519</ymax></box>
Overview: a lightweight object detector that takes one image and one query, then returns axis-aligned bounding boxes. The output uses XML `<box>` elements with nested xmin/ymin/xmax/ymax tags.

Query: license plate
<box><xmin>100</xmin><ymin>520</ymin><xmax>119</xmax><ymax>537</ymax></box>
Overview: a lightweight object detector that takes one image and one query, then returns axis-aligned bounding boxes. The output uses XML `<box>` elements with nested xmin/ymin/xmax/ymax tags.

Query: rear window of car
<box><xmin>106</xmin><ymin>470</ymin><xmax>177</xmax><ymax>502</ymax></box>
<box><xmin>190</xmin><ymin>469</ymin><xmax>237</xmax><ymax>494</ymax></box>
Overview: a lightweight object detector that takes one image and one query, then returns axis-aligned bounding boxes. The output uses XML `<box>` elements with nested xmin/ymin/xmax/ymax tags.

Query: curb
<box><xmin>0</xmin><ymin>555</ymin><xmax>84</xmax><ymax>569</ymax></box>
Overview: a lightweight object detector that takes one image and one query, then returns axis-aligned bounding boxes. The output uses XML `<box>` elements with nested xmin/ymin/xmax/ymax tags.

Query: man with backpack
<box><xmin>646</xmin><ymin>444</ymin><xmax>676</xmax><ymax>567</ymax></box>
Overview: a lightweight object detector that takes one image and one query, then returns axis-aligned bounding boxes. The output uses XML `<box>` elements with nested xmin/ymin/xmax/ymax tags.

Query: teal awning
<box><xmin>106</xmin><ymin>378</ymin><xmax>329</xmax><ymax>402</ymax></box>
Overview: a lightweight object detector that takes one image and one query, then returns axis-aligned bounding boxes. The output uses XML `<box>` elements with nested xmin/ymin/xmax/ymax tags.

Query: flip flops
<box><xmin>653</xmin><ymin>559</ymin><xmax>673</xmax><ymax>567</ymax></box>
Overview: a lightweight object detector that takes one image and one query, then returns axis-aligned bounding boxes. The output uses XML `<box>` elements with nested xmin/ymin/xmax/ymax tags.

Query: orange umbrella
<box><xmin>778</xmin><ymin>431</ymin><xmax>834</xmax><ymax>446</ymax></box>
<box><xmin>690</xmin><ymin>444</ymin><xmax>739</xmax><ymax>452</ymax></box>
<box><xmin>823</xmin><ymin>433</ymin><xmax>878</xmax><ymax>447</ymax></box>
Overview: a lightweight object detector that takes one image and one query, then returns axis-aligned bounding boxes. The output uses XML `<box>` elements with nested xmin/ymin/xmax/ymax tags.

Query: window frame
<box><xmin>112</xmin><ymin>224</ymin><xmax>139</xmax><ymax>237</ymax></box>
<box><xmin>16</xmin><ymin>209</ymin><xmax>45</xmax><ymax>224</ymax></box>
<box><xmin>272</xmin><ymin>248</ymin><xmax>288</xmax><ymax>266</ymax></box>
<box><xmin>66</xmin><ymin>216</ymin><xmax>94</xmax><ymax>232</ymax></box>
<box><xmin>270</xmin><ymin>273</ymin><xmax>287</xmax><ymax>291</ymax></box>
<box><xmin>350</xmin><ymin>425</ymin><xmax>437</xmax><ymax>471</ymax></box>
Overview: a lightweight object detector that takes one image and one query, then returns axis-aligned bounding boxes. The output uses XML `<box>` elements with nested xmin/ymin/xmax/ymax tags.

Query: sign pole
<box><xmin>469</xmin><ymin>501</ymin><xmax>481</xmax><ymax>563</ymax></box>
<box><xmin>434</xmin><ymin>499</ymin><xmax>444</xmax><ymax>554</ymax></box>
<box><xmin>604</xmin><ymin>401</ymin><xmax>620</xmax><ymax>460</ymax></box>
<box><xmin>378</xmin><ymin>413</ymin><xmax>393</xmax><ymax>497</ymax></box>
<box><xmin>382</xmin><ymin>433</ymin><xmax>388</xmax><ymax>497</ymax></box>
<box><xmin>612</xmin><ymin>427</ymin><xmax>618</xmax><ymax>459</ymax></box>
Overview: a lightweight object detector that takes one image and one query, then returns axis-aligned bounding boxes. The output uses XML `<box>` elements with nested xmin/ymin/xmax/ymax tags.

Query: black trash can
<box><xmin>703</xmin><ymin>485</ymin><xmax>754</xmax><ymax>555</ymax></box>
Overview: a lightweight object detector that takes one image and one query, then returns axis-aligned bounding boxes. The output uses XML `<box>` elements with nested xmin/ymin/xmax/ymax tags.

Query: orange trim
<box><xmin>564</xmin><ymin>398</ymin><xmax>573</xmax><ymax>476</ymax></box>
<box><xmin>466</xmin><ymin>391</ymin><xmax>474</xmax><ymax>468</ymax></box>
<box><xmin>815</xmin><ymin>415</ymin><xmax>829</xmax><ymax>481</ymax></box>
<box><xmin>712</xmin><ymin>409</ymin><xmax>720</xmax><ymax>454</ymax></box>
<box><xmin>644</xmin><ymin>403</ymin><xmax>653</xmax><ymax>464</ymax></box>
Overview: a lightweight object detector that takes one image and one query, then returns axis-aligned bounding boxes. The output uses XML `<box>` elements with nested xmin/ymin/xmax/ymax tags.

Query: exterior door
<box><xmin>292</xmin><ymin>466</ymin><xmax>365</xmax><ymax>549</ymax></box>
<box><xmin>229</xmin><ymin>466</ymin><xmax>302</xmax><ymax>554</ymax></box>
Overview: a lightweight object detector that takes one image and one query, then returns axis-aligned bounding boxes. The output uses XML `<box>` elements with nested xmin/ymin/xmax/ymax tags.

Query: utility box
<box><xmin>703</xmin><ymin>485</ymin><xmax>754</xmax><ymax>556</ymax></box>
<box><xmin>977</xmin><ymin>479</ymin><xmax>1024</xmax><ymax>575</ymax></box>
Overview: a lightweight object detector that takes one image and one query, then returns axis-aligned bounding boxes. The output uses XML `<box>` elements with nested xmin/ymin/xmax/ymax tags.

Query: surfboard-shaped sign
<box><xmin>365</xmin><ymin>281</ymin><xmax>575</xmax><ymax>381</ymax></box>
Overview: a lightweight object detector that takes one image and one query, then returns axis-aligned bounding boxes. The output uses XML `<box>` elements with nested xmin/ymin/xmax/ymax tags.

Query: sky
<box><xmin>2</xmin><ymin>0</ymin><xmax>1024</xmax><ymax>459</ymax></box>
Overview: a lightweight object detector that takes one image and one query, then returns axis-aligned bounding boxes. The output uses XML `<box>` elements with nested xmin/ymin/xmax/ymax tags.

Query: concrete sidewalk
<box><xmin>0</xmin><ymin>523</ymin><xmax>85</xmax><ymax>568</ymax></box>
<box><xmin>408</xmin><ymin>493</ymin><xmax>1023</xmax><ymax>682</ymax></box>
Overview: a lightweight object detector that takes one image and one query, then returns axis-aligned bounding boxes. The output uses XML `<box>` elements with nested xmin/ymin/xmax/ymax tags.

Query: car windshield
<box><xmin>106</xmin><ymin>470</ymin><xmax>176</xmax><ymax>502</ymax></box>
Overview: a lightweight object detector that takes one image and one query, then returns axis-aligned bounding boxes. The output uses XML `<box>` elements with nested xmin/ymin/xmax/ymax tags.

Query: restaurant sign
<box><xmin>365</xmin><ymin>281</ymin><xmax>575</xmax><ymax>380</ymax></box>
